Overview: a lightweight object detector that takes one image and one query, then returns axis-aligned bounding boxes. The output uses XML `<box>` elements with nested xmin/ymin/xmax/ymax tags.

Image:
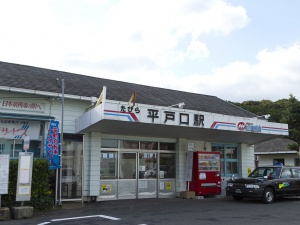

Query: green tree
<box><xmin>232</xmin><ymin>94</ymin><xmax>300</xmax><ymax>151</ymax></box>
<box><xmin>280</xmin><ymin>94</ymin><xmax>300</xmax><ymax>150</ymax></box>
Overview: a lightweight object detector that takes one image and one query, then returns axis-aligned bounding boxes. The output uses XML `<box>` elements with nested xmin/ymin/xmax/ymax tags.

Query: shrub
<box><xmin>1</xmin><ymin>158</ymin><xmax>54</xmax><ymax>211</ymax></box>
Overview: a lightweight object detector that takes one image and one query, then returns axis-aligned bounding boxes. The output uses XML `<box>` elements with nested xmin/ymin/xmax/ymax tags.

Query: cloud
<box><xmin>89</xmin><ymin>43</ymin><xmax>300</xmax><ymax>103</ymax></box>
<box><xmin>0</xmin><ymin>0</ymin><xmax>248</xmax><ymax>67</ymax></box>
<box><xmin>47</xmin><ymin>0</ymin><xmax>247</xmax><ymax>70</ymax></box>
<box><xmin>158</xmin><ymin>43</ymin><xmax>300</xmax><ymax>102</ymax></box>
<box><xmin>4</xmin><ymin>0</ymin><xmax>297</xmax><ymax>103</ymax></box>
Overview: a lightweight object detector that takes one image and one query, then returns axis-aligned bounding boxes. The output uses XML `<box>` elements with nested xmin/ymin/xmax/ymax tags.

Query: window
<box><xmin>140</xmin><ymin>141</ymin><xmax>158</xmax><ymax>150</ymax></box>
<box><xmin>160</xmin><ymin>142</ymin><xmax>176</xmax><ymax>151</ymax></box>
<box><xmin>120</xmin><ymin>140</ymin><xmax>139</xmax><ymax>149</ymax></box>
<box><xmin>281</xmin><ymin>168</ymin><xmax>292</xmax><ymax>178</ymax></box>
<box><xmin>0</xmin><ymin>143</ymin><xmax>5</xmax><ymax>154</ymax></box>
<box><xmin>295</xmin><ymin>158</ymin><xmax>300</xmax><ymax>166</ymax></box>
<box><xmin>119</xmin><ymin>153</ymin><xmax>136</xmax><ymax>179</ymax></box>
<box><xmin>159</xmin><ymin>153</ymin><xmax>176</xmax><ymax>178</ymax></box>
<box><xmin>100</xmin><ymin>139</ymin><xmax>176</xmax><ymax>180</ymax></box>
<box><xmin>291</xmin><ymin>168</ymin><xmax>300</xmax><ymax>178</ymax></box>
<box><xmin>101</xmin><ymin>139</ymin><xmax>118</xmax><ymax>148</ymax></box>
<box><xmin>100</xmin><ymin>151</ymin><xmax>118</xmax><ymax>179</ymax></box>
<box><xmin>212</xmin><ymin>144</ymin><xmax>238</xmax><ymax>176</ymax></box>
<box><xmin>273</xmin><ymin>158</ymin><xmax>285</xmax><ymax>165</ymax></box>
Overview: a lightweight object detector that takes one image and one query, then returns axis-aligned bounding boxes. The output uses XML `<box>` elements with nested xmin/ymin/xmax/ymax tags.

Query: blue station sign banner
<box><xmin>46</xmin><ymin>120</ymin><xmax>61</xmax><ymax>170</ymax></box>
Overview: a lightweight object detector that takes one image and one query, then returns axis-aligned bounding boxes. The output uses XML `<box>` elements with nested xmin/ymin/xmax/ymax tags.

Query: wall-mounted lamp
<box><xmin>169</xmin><ymin>102</ymin><xmax>185</xmax><ymax>108</ymax></box>
<box><xmin>257</xmin><ymin>114</ymin><xmax>270</xmax><ymax>120</ymax></box>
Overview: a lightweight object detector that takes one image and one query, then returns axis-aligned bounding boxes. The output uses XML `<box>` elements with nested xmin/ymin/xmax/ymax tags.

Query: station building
<box><xmin>0</xmin><ymin>61</ymin><xmax>288</xmax><ymax>202</ymax></box>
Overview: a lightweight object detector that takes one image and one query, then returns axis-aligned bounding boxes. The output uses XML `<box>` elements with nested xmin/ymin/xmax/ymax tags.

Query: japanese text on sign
<box><xmin>120</xmin><ymin>105</ymin><xmax>205</xmax><ymax>127</ymax></box>
<box><xmin>0</xmin><ymin>120</ymin><xmax>40</xmax><ymax>139</ymax></box>
<box><xmin>46</xmin><ymin>120</ymin><xmax>60</xmax><ymax>170</ymax></box>
<box><xmin>0</xmin><ymin>99</ymin><xmax>45</xmax><ymax>112</ymax></box>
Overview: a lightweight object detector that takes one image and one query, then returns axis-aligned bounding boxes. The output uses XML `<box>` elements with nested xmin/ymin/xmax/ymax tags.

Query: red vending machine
<box><xmin>189</xmin><ymin>151</ymin><xmax>221</xmax><ymax>196</ymax></box>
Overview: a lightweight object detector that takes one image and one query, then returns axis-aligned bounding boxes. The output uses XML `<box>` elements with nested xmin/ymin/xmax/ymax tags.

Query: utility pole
<box><xmin>56</xmin><ymin>78</ymin><xmax>64</xmax><ymax>205</ymax></box>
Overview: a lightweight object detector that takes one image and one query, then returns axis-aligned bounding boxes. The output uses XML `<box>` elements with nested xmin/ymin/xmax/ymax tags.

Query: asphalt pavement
<box><xmin>3</xmin><ymin>196</ymin><xmax>300</xmax><ymax>225</ymax></box>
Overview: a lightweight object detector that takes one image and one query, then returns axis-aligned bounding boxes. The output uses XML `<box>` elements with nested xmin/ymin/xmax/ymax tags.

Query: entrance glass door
<box><xmin>138</xmin><ymin>153</ymin><xmax>157</xmax><ymax>198</ymax></box>
<box><xmin>118</xmin><ymin>152</ymin><xmax>137</xmax><ymax>199</ymax></box>
<box><xmin>61</xmin><ymin>139</ymin><xmax>83</xmax><ymax>200</ymax></box>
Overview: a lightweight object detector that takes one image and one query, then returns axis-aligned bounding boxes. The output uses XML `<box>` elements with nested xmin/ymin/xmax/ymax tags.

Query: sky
<box><xmin>1</xmin><ymin>0</ymin><xmax>300</xmax><ymax>103</ymax></box>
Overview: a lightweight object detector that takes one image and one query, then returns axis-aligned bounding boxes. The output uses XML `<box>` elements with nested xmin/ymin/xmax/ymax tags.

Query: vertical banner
<box><xmin>46</xmin><ymin>120</ymin><xmax>61</xmax><ymax>170</ymax></box>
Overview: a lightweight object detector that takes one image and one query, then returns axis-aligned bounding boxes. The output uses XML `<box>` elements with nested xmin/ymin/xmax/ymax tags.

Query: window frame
<box><xmin>212</xmin><ymin>143</ymin><xmax>239</xmax><ymax>177</ymax></box>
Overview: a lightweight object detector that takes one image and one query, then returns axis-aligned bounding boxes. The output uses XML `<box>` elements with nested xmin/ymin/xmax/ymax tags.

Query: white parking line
<box><xmin>51</xmin><ymin>215</ymin><xmax>121</xmax><ymax>221</ymax></box>
<box><xmin>37</xmin><ymin>214</ymin><xmax>121</xmax><ymax>225</ymax></box>
<box><xmin>98</xmin><ymin>215</ymin><xmax>122</xmax><ymax>220</ymax></box>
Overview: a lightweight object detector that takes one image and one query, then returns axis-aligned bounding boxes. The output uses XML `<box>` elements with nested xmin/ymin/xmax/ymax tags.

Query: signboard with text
<box><xmin>16</xmin><ymin>152</ymin><xmax>33</xmax><ymax>202</ymax></box>
<box><xmin>46</xmin><ymin>120</ymin><xmax>61</xmax><ymax>170</ymax></box>
<box><xmin>0</xmin><ymin>155</ymin><xmax>10</xmax><ymax>195</ymax></box>
<box><xmin>0</xmin><ymin>119</ymin><xmax>40</xmax><ymax>140</ymax></box>
<box><xmin>102</xmin><ymin>102</ymin><xmax>289</xmax><ymax>136</ymax></box>
<box><xmin>0</xmin><ymin>99</ymin><xmax>45</xmax><ymax>113</ymax></box>
<box><xmin>75</xmin><ymin>100</ymin><xmax>289</xmax><ymax>136</ymax></box>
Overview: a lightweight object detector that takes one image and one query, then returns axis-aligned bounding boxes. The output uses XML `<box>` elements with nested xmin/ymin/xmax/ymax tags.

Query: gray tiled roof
<box><xmin>255</xmin><ymin>138</ymin><xmax>297</xmax><ymax>152</ymax></box>
<box><xmin>0</xmin><ymin>61</ymin><xmax>256</xmax><ymax>117</ymax></box>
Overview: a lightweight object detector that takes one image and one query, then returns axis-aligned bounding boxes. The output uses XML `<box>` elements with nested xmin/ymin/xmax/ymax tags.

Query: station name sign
<box><xmin>120</xmin><ymin>105</ymin><xmax>205</xmax><ymax>127</ymax></box>
<box><xmin>75</xmin><ymin>100</ymin><xmax>288</xmax><ymax>136</ymax></box>
<box><xmin>104</xmin><ymin>103</ymin><xmax>288</xmax><ymax>135</ymax></box>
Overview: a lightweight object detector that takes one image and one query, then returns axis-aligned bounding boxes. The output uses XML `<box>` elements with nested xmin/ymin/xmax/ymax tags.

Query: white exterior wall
<box><xmin>176</xmin><ymin>138</ymin><xmax>187</xmax><ymax>194</ymax></box>
<box><xmin>258</xmin><ymin>154</ymin><xmax>299</xmax><ymax>166</ymax></box>
<box><xmin>83</xmin><ymin>132</ymin><xmax>101</xmax><ymax>197</ymax></box>
<box><xmin>42</xmin><ymin>98</ymin><xmax>90</xmax><ymax>157</ymax></box>
<box><xmin>239</xmin><ymin>144</ymin><xmax>255</xmax><ymax>178</ymax></box>
<box><xmin>47</xmin><ymin>98</ymin><xmax>90</xmax><ymax>133</ymax></box>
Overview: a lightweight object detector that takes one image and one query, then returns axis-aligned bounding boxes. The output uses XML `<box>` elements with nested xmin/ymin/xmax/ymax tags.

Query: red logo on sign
<box><xmin>237</xmin><ymin>122</ymin><xmax>245</xmax><ymax>130</ymax></box>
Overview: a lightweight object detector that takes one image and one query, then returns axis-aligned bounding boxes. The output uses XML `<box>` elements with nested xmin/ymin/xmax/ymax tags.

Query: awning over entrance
<box><xmin>75</xmin><ymin>101</ymin><xmax>289</xmax><ymax>145</ymax></box>
<box><xmin>79</xmin><ymin>119</ymin><xmax>284</xmax><ymax>145</ymax></box>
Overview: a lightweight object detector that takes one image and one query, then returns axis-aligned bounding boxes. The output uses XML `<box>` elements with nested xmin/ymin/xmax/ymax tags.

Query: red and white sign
<box><xmin>0</xmin><ymin>119</ymin><xmax>40</xmax><ymax>140</ymax></box>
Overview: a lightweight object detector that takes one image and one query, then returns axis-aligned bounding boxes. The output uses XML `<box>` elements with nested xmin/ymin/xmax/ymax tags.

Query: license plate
<box><xmin>235</xmin><ymin>189</ymin><xmax>241</xmax><ymax>193</ymax></box>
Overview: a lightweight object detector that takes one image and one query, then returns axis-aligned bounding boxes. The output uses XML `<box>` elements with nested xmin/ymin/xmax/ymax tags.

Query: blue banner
<box><xmin>46</xmin><ymin>120</ymin><xmax>61</xmax><ymax>170</ymax></box>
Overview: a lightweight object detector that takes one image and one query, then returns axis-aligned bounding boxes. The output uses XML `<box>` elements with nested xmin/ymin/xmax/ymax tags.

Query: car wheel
<box><xmin>262</xmin><ymin>187</ymin><xmax>274</xmax><ymax>204</ymax></box>
<box><xmin>232</xmin><ymin>195</ymin><xmax>243</xmax><ymax>201</ymax></box>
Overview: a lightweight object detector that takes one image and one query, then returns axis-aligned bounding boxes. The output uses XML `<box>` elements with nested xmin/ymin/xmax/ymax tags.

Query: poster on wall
<box><xmin>101</xmin><ymin>184</ymin><xmax>112</xmax><ymax>193</ymax></box>
<box><xmin>46</xmin><ymin>120</ymin><xmax>61</xmax><ymax>170</ymax></box>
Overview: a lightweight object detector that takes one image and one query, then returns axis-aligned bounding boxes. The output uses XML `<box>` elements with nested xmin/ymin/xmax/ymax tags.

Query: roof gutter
<box><xmin>0</xmin><ymin>86</ymin><xmax>97</xmax><ymax>101</ymax></box>
<box><xmin>255</xmin><ymin>151</ymin><xmax>298</xmax><ymax>155</ymax></box>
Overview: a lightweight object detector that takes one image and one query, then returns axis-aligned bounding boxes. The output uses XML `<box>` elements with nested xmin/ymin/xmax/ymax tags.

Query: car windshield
<box><xmin>248</xmin><ymin>167</ymin><xmax>281</xmax><ymax>179</ymax></box>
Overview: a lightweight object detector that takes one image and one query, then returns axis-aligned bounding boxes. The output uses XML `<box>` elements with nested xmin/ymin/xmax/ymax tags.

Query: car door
<box><xmin>279</xmin><ymin>168</ymin><xmax>295</xmax><ymax>196</ymax></box>
<box><xmin>291</xmin><ymin>168</ymin><xmax>300</xmax><ymax>195</ymax></box>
